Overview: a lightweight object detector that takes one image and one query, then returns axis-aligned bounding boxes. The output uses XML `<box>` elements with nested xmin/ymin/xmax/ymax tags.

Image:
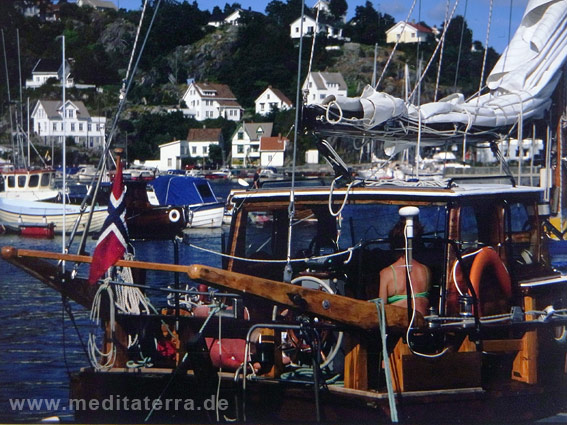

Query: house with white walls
<box><xmin>157</xmin><ymin>140</ymin><xmax>189</xmax><ymax>171</ymax></box>
<box><xmin>181</xmin><ymin>81</ymin><xmax>243</xmax><ymax>122</ymax></box>
<box><xmin>290</xmin><ymin>13</ymin><xmax>343</xmax><ymax>40</ymax></box>
<box><xmin>254</xmin><ymin>86</ymin><xmax>293</xmax><ymax>115</ymax></box>
<box><xmin>302</xmin><ymin>71</ymin><xmax>347</xmax><ymax>105</ymax></box>
<box><xmin>230</xmin><ymin>122</ymin><xmax>273</xmax><ymax>167</ymax></box>
<box><xmin>77</xmin><ymin>0</ymin><xmax>118</xmax><ymax>11</ymax></box>
<box><xmin>31</xmin><ymin>100</ymin><xmax>106</xmax><ymax>151</ymax></box>
<box><xmin>25</xmin><ymin>58</ymin><xmax>73</xmax><ymax>89</ymax></box>
<box><xmin>386</xmin><ymin>21</ymin><xmax>433</xmax><ymax>44</ymax></box>
<box><xmin>260</xmin><ymin>135</ymin><xmax>288</xmax><ymax>167</ymax></box>
<box><xmin>187</xmin><ymin>127</ymin><xmax>223</xmax><ymax>159</ymax></box>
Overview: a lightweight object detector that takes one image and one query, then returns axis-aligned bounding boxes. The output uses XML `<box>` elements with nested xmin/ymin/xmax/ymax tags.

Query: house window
<box><xmin>192</xmin><ymin>146</ymin><xmax>197</xmax><ymax>154</ymax></box>
<box><xmin>267</xmin><ymin>94</ymin><xmax>270</xmax><ymax>100</ymax></box>
<box><xmin>71</xmin><ymin>123</ymin><xmax>75</xmax><ymax>131</ymax></box>
<box><xmin>202</xmin><ymin>146</ymin><xmax>207</xmax><ymax>155</ymax></box>
<box><xmin>168</xmin><ymin>158</ymin><xmax>172</xmax><ymax>167</ymax></box>
<box><xmin>88</xmin><ymin>124</ymin><xmax>92</xmax><ymax>132</ymax></box>
<box><xmin>238</xmin><ymin>131</ymin><xmax>244</xmax><ymax>140</ymax></box>
<box><xmin>53</xmin><ymin>123</ymin><xmax>57</xmax><ymax>131</ymax></box>
<box><xmin>320</xmin><ymin>94</ymin><xmax>326</xmax><ymax>99</ymax></box>
<box><xmin>237</xmin><ymin>145</ymin><xmax>244</xmax><ymax>154</ymax></box>
<box><xmin>295</xmin><ymin>27</ymin><xmax>299</xmax><ymax>33</ymax></box>
<box><xmin>268</xmin><ymin>154</ymin><xmax>273</xmax><ymax>162</ymax></box>
<box><xmin>260</xmin><ymin>103</ymin><xmax>264</xmax><ymax>111</ymax></box>
<box><xmin>79</xmin><ymin>123</ymin><xmax>83</xmax><ymax>131</ymax></box>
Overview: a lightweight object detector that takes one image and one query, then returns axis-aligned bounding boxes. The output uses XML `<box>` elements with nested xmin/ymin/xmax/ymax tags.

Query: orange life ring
<box><xmin>451</xmin><ymin>247</ymin><xmax>512</xmax><ymax>316</ymax></box>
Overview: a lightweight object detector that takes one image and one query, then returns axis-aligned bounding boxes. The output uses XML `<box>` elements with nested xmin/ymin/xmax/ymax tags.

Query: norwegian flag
<box><xmin>88</xmin><ymin>159</ymin><xmax>129</xmax><ymax>285</ymax></box>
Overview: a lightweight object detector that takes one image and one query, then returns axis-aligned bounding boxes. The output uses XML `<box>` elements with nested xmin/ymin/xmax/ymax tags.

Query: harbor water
<box><xmin>0</xmin><ymin>181</ymin><xmax>237</xmax><ymax>423</ymax></box>
<box><xmin>1</xmin><ymin>180</ymin><xmax>566</xmax><ymax>423</ymax></box>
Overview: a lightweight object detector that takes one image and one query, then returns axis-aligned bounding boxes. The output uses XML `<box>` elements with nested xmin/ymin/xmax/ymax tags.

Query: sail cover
<box><xmin>149</xmin><ymin>175</ymin><xmax>218</xmax><ymax>206</ymax></box>
<box><xmin>313</xmin><ymin>0</ymin><xmax>567</xmax><ymax>131</ymax></box>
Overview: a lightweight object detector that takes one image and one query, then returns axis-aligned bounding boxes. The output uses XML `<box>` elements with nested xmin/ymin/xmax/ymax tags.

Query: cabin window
<box><xmin>506</xmin><ymin>201</ymin><xmax>538</xmax><ymax>267</ymax></box>
<box><xmin>195</xmin><ymin>182</ymin><xmax>214</xmax><ymax>201</ymax></box>
<box><xmin>7</xmin><ymin>176</ymin><xmax>15</xmax><ymax>188</ymax></box>
<box><xmin>459</xmin><ymin>205</ymin><xmax>480</xmax><ymax>249</ymax></box>
<box><xmin>40</xmin><ymin>173</ymin><xmax>51</xmax><ymax>187</ymax></box>
<box><xmin>18</xmin><ymin>175</ymin><xmax>27</xmax><ymax>188</ymax></box>
<box><xmin>29</xmin><ymin>174</ymin><xmax>39</xmax><ymax>188</ymax></box>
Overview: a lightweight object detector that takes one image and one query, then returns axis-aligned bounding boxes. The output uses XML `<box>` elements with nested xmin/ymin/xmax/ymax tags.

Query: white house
<box><xmin>254</xmin><ymin>86</ymin><xmax>293</xmax><ymax>115</ymax></box>
<box><xmin>31</xmin><ymin>100</ymin><xmax>106</xmax><ymax>151</ymax></box>
<box><xmin>386</xmin><ymin>21</ymin><xmax>433</xmax><ymax>44</ymax></box>
<box><xmin>290</xmin><ymin>14</ymin><xmax>343</xmax><ymax>40</ymax></box>
<box><xmin>181</xmin><ymin>81</ymin><xmax>243</xmax><ymax>122</ymax></box>
<box><xmin>302</xmin><ymin>71</ymin><xmax>347</xmax><ymax>105</ymax></box>
<box><xmin>187</xmin><ymin>127</ymin><xmax>223</xmax><ymax>158</ymax></box>
<box><xmin>207</xmin><ymin>11</ymin><xmax>226</xmax><ymax>27</ymax></box>
<box><xmin>260</xmin><ymin>135</ymin><xmax>288</xmax><ymax>167</ymax></box>
<box><xmin>157</xmin><ymin>140</ymin><xmax>189</xmax><ymax>171</ymax></box>
<box><xmin>25</xmin><ymin>59</ymin><xmax>73</xmax><ymax>89</ymax></box>
<box><xmin>77</xmin><ymin>0</ymin><xmax>118</xmax><ymax>11</ymax></box>
<box><xmin>231</xmin><ymin>122</ymin><xmax>273</xmax><ymax>167</ymax></box>
<box><xmin>224</xmin><ymin>9</ymin><xmax>243</xmax><ymax>25</ymax></box>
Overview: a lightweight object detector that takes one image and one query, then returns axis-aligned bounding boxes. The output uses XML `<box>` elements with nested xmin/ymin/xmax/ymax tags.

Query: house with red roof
<box><xmin>260</xmin><ymin>135</ymin><xmax>288</xmax><ymax>167</ymax></box>
<box><xmin>386</xmin><ymin>21</ymin><xmax>433</xmax><ymax>44</ymax></box>
<box><xmin>181</xmin><ymin>81</ymin><xmax>243</xmax><ymax>122</ymax></box>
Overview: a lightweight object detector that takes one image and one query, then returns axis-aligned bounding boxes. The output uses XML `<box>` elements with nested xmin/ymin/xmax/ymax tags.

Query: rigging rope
<box><xmin>408</xmin><ymin>0</ymin><xmax>461</xmax><ymax>102</ymax></box>
<box><xmin>453</xmin><ymin>0</ymin><xmax>469</xmax><ymax>91</ymax></box>
<box><xmin>434</xmin><ymin>0</ymin><xmax>452</xmax><ymax>102</ymax></box>
<box><xmin>376</xmin><ymin>0</ymin><xmax>419</xmax><ymax>90</ymax></box>
<box><xmin>72</xmin><ymin>0</ymin><xmax>163</xmax><ymax>256</ymax></box>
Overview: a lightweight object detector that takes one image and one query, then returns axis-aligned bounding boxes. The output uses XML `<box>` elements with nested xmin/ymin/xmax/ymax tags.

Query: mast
<box><xmin>1</xmin><ymin>29</ymin><xmax>15</xmax><ymax>167</ymax></box>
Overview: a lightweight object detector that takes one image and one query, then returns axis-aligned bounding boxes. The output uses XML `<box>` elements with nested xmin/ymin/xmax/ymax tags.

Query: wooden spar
<box><xmin>186</xmin><ymin>265</ymin><xmax>421</xmax><ymax>330</ymax></box>
<box><xmin>1</xmin><ymin>246</ymin><xmax>422</xmax><ymax>330</ymax></box>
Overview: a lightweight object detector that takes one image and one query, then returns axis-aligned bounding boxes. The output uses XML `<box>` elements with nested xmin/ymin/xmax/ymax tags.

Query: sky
<box><xmin>108</xmin><ymin>0</ymin><xmax>530</xmax><ymax>54</ymax></box>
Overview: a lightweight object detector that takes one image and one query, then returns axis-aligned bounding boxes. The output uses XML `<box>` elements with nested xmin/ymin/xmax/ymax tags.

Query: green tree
<box><xmin>208</xmin><ymin>143</ymin><xmax>223</xmax><ymax>166</ymax></box>
<box><xmin>265</xmin><ymin>0</ymin><xmax>302</xmax><ymax>27</ymax></box>
<box><xmin>328</xmin><ymin>0</ymin><xmax>347</xmax><ymax>21</ymax></box>
<box><xmin>345</xmin><ymin>1</ymin><xmax>394</xmax><ymax>45</ymax></box>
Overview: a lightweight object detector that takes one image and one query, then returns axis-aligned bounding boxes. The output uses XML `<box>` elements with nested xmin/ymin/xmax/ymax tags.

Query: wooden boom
<box><xmin>1</xmin><ymin>246</ymin><xmax>421</xmax><ymax>330</ymax></box>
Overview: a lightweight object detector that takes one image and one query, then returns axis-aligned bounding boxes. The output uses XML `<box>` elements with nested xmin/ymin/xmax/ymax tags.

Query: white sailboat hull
<box><xmin>0</xmin><ymin>199</ymin><xmax>107</xmax><ymax>234</ymax></box>
<box><xmin>187</xmin><ymin>204</ymin><xmax>224</xmax><ymax>228</ymax></box>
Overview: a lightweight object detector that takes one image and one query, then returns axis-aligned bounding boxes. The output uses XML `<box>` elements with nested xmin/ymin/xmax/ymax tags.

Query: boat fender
<box><xmin>468</xmin><ymin>247</ymin><xmax>512</xmax><ymax>316</ymax></box>
<box><xmin>168</xmin><ymin>209</ymin><xmax>181</xmax><ymax>223</ymax></box>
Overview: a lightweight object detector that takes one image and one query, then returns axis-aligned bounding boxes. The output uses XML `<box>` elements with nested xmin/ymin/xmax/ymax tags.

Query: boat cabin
<box><xmin>0</xmin><ymin>169</ymin><xmax>57</xmax><ymax>201</ymax></box>
<box><xmin>226</xmin><ymin>179</ymin><xmax>560</xmax><ymax>309</ymax></box>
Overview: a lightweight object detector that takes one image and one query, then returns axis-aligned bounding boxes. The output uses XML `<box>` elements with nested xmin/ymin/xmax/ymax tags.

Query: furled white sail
<box><xmin>315</xmin><ymin>0</ymin><xmax>567</xmax><ymax>133</ymax></box>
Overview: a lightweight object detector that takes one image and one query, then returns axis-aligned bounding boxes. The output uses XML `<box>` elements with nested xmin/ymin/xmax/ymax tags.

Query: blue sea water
<box><xmin>0</xmin><ymin>181</ymin><xmax>237</xmax><ymax>423</ymax></box>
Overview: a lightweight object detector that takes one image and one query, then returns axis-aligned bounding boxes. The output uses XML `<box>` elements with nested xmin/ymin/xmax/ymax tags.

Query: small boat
<box><xmin>147</xmin><ymin>175</ymin><xmax>224</xmax><ymax>228</ymax></box>
<box><xmin>75</xmin><ymin>164</ymin><xmax>99</xmax><ymax>183</ymax></box>
<box><xmin>0</xmin><ymin>168</ymin><xmax>59</xmax><ymax>201</ymax></box>
<box><xmin>0</xmin><ymin>198</ymin><xmax>106</xmax><ymax>234</ymax></box>
<box><xmin>123</xmin><ymin>180</ymin><xmax>187</xmax><ymax>240</ymax></box>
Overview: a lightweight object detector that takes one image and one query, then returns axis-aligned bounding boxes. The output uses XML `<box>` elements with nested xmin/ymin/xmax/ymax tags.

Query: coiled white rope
<box><xmin>88</xmin><ymin>279</ymin><xmax>117</xmax><ymax>371</ymax></box>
